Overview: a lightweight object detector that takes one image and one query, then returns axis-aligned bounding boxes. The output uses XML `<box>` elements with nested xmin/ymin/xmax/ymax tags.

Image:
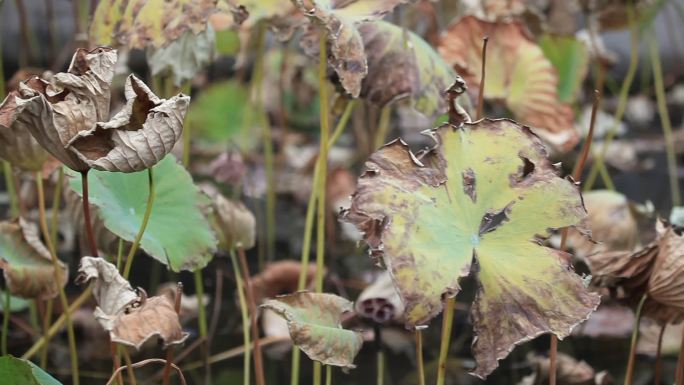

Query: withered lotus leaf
<box><xmin>0</xmin><ymin>219</ymin><xmax>68</xmax><ymax>300</ymax></box>
<box><xmin>0</xmin><ymin>91</ymin><xmax>49</xmax><ymax>171</ymax></box>
<box><xmin>646</xmin><ymin>220</ymin><xmax>684</xmax><ymax>310</ymax></box>
<box><xmin>250</xmin><ymin>260</ymin><xmax>319</xmax><ymax>304</ymax></box>
<box><xmin>294</xmin><ymin>0</ymin><xmax>410</xmax><ymax>98</ymax></box>
<box><xmin>90</xmin><ymin>0</ymin><xmax>218</xmax><ymax>49</ymax></box>
<box><xmin>341</xmin><ymin>118</ymin><xmax>599</xmax><ymax>377</ymax></box>
<box><xmin>11</xmin><ymin>48</ymin><xmax>117</xmax><ymax>171</ymax></box>
<box><xmin>358</xmin><ymin>20</ymin><xmax>466</xmax><ymax>119</ymax></box>
<box><xmin>438</xmin><ymin>16</ymin><xmax>577</xmax><ymax>151</ymax></box>
<box><xmin>261</xmin><ymin>291</ymin><xmax>363</xmax><ymax>368</ymax></box>
<box><xmin>68</xmin><ymin>75</ymin><xmax>190</xmax><ymax>172</ymax></box>
<box><xmin>78</xmin><ymin>257</ymin><xmax>188</xmax><ymax>349</ymax></box>
<box><xmin>205</xmin><ymin>188</ymin><xmax>256</xmax><ymax>250</ymax></box>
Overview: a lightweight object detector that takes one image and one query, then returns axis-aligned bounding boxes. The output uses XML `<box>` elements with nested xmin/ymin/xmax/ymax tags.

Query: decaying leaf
<box><xmin>147</xmin><ymin>28</ymin><xmax>215</xmax><ymax>86</ymax></box>
<box><xmin>519</xmin><ymin>352</ymin><xmax>613</xmax><ymax>385</ymax></box>
<box><xmin>588</xmin><ymin>219</ymin><xmax>684</xmax><ymax>324</ymax></box>
<box><xmin>0</xmin><ymin>355</ymin><xmax>63</xmax><ymax>385</ymax></box>
<box><xmin>294</xmin><ymin>0</ymin><xmax>411</xmax><ymax>97</ymax></box>
<box><xmin>9</xmin><ymin>48</ymin><xmax>116</xmax><ymax>171</ymax></box>
<box><xmin>251</xmin><ymin>260</ymin><xmax>319</xmax><ymax>304</ymax></box>
<box><xmin>68</xmin><ymin>75</ymin><xmax>190</xmax><ymax>172</ymax></box>
<box><xmin>565</xmin><ymin>190</ymin><xmax>639</xmax><ymax>259</ymax></box>
<box><xmin>358</xmin><ymin>20</ymin><xmax>466</xmax><ymax>119</ymax></box>
<box><xmin>204</xmin><ymin>187</ymin><xmax>256</xmax><ymax>250</ymax></box>
<box><xmin>261</xmin><ymin>291</ymin><xmax>363</xmax><ymax>368</ymax></box>
<box><xmin>355</xmin><ymin>270</ymin><xmax>404</xmax><ymax>323</ymax></box>
<box><xmin>438</xmin><ymin>16</ymin><xmax>577</xmax><ymax>151</ymax></box>
<box><xmin>77</xmin><ymin>257</ymin><xmax>188</xmax><ymax>349</ymax></box>
<box><xmin>0</xmin><ymin>219</ymin><xmax>67</xmax><ymax>300</ymax></box>
<box><xmin>90</xmin><ymin>0</ymin><xmax>218</xmax><ymax>49</ymax></box>
<box><xmin>67</xmin><ymin>156</ymin><xmax>218</xmax><ymax>272</ymax></box>
<box><xmin>0</xmin><ymin>91</ymin><xmax>49</xmax><ymax>171</ymax></box>
<box><xmin>341</xmin><ymin>118</ymin><xmax>599</xmax><ymax>377</ymax></box>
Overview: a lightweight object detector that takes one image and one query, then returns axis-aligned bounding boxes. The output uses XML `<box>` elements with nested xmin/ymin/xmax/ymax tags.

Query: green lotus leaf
<box><xmin>539</xmin><ymin>34</ymin><xmax>589</xmax><ymax>103</ymax></box>
<box><xmin>342</xmin><ymin>118</ymin><xmax>600</xmax><ymax>377</ymax></box>
<box><xmin>0</xmin><ymin>356</ymin><xmax>62</xmax><ymax>385</ymax></box>
<box><xmin>358</xmin><ymin>20</ymin><xmax>466</xmax><ymax>120</ymax></box>
<box><xmin>261</xmin><ymin>291</ymin><xmax>363</xmax><ymax>368</ymax></box>
<box><xmin>66</xmin><ymin>155</ymin><xmax>217</xmax><ymax>272</ymax></box>
<box><xmin>90</xmin><ymin>0</ymin><xmax>217</xmax><ymax>49</ymax></box>
<box><xmin>294</xmin><ymin>0</ymin><xmax>410</xmax><ymax>97</ymax></box>
<box><xmin>0</xmin><ymin>219</ymin><xmax>67</xmax><ymax>300</ymax></box>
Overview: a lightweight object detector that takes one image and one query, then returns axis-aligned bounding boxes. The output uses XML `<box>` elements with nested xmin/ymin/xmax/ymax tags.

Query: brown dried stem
<box><xmin>238</xmin><ymin>247</ymin><xmax>266</xmax><ymax>385</ymax></box>
<box><xmin>476</xmin><ymin>36</ymin><xmax>489</xmax><ymax>120</ymax></box>
<box><xmin>80</xmin><ymin>171</ymin><xmax>99</xmax><ymax>258</ymax></box>
<box><xmin>162</xmin><ymin>283</ymin><xmax>183</xmax><ymax>385</ymax></box>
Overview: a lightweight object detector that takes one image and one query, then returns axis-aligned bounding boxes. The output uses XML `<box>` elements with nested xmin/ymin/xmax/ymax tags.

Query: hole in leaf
<box><xmin>478</xmin><ymin>203</ymin><xmax>513</xmax><ymax>236</ymax></box>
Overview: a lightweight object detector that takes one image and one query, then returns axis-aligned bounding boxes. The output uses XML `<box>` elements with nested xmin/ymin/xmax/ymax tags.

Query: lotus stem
<box><xmin>116</xmin><ymin>238</ymin><xmax>124</xmax><ymax>270</ymax></box>
<box><xmin>109</xmin><ymin>343</ymin><xmax>123</xmax><ymax>385</ymax></box>
<box><xmin>50</xmin><ymin>167</ymin><xmax>63</xmax><ymax>246</ymax></box>
<box><xmin>230</xmin><ymin>249</ymin><xmax>251</xmax><ymax>385</ymax></box>
<box><xmin>476</xmin><ymin>37</ymin><xmax>489</xmax><ymax>120</ymax></box>
<box><xmin>436</xmin><ymin>297</ymin><xmax>456</xmax><ymax>385</ymax></box>
<box><xmin>373</xmin><ymin>106</ymin><xmax>392</xmax><ymax>149</ymax></box>
<box><xmin>625</xmin><ymin>294</ymin><xmax>648</xmax><ymax>385</ymax></box>
<box><xmin>2</xmin><ymin>289</ymin><xmax>9</xmax><ymax>355</ymax></box>
<box><xmin>181</xmin><ymin>80</ymin><xmax>192</xmax><ymax>167</ymax></box>
<box><xmin>106</xmin><ymin>358</ymin><xmax>187</xmax><ymax>385</ymax></box>
<box><xmin>375</xmin><ymin>324</ymin><xmax>384</xmax><ymax>385</ymax></box>
<box><xmin>80</xmin><ymin>171</ymin><xmax>99</xmax><ymax>258</ymax></box>
<box><xmin>549</xmin><ymin>335</ymin><xmax>558</xmax><ymax>385</ymax></box>
<box><xmin>315</xmin><ymin>29</ymin><xmax>329</xmax><ymax>295</ymax></box>
<box><xmin>21</xmin><ymin>287</ymin><xmax>91</xmax><ymax>359</ymax></box>
<box><xmin>326</xmin><ymin>365</ymin><xmax>332</xmax><ymax>385</ymax></box>
<box><xmin>584</xmin><ymin>1</ymin><xmax>638</xmax><ymax>191</ymax></box>
<box><xmin>291</xmin><ymin>99</ymin><xmax>356</xmax><ymax>385</ymax></box>
<box><xmin>121</xmin><ymin>347</ymin><xmax>137</xmax><ymax>385</ymax></box>
<box><xmin>37</xmin><ymin>172</ymin><xmax>80</xmax><ymax>385</ymax></box>
<box><xmin>649</xmin><ymin>30</ymin><xmax>680</xmax><ymax>206</ymax></box>
<box><xmin>237</xmin><ymin>247</ymin><xmax>266</xmax><ymax>385</ymax></box>
<box><xmin>39</xmin><ymin>298</ymin><xmax>53</xmax><ymax>367</ymax></box>
<box><xmin>193</xmin><ymin>269</ymin><xmax>210</xmax><ymax>381</ymax></box>
<box><xmin>2</xmin><ymin>162</ymin><xmax>18</xmax><ymax>218</ymax></box>
<box><xmin>122</xmin><ymin>167</ymin><xmax>155</xmax><ymax>279</ymax></box>
<box><xmin>416</xmin><ymin>330</ymin><xmax>426</xmax><ymax>385</ymax></box>
<box><xmin>162</xmin><ymin>283</ymin><xmax>182</xmax><ymax>385</ymax></box>
<box><xmin>654</xmin><ymin>324</ymin><xmax>666</xmax><ymax>385</ymax></box>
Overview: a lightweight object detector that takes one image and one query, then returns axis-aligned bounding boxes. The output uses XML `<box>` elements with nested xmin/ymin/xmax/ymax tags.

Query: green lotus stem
<box><xmin>193</xmin><ymin>269</ymin><xmax>210</xmax><ymax>376</ymax></box>
<box><xmin>50</xmin><ymin>167</ymin><xmax>64</xmax><ymax>245</ymax></box>
<box><xmin>436</xmin><ymin>297</ymin><xmax>455</xmax><ymax>385</ymax></box>
<box><xmin>122</xmin><ymin>168</ymin><xmax>155</xmax><ymax>279</ymax></box>
<box><xmin>21</xmin><ymin>287</ymin><xmax>91</xmax><ymax>360</ymax></box>
<box><xmin>39</xmin><ymin>298</ymin><xmax>53</xmax><ymax>367</ymax></box>
<box><xmin>3</xmin><ymin>162</ymin><xmax>18</xmax><ymax>218</ymax></box>
<box><xmin>584</xmin><ymin>2</ymin><xmax>638</xmax><ymax>191</ymax></box>
<box><xmin>625</xmin><ymin>294</ymin><xmax>648</xmax><ymax>385</ymax></box>
<box><xmin>2</xmin><ymin>289</ymin><xmax>9</xmax><ymax>355</ymax></box>
<box><xmin>36</xmin><ymin>172</ymin><xmax>80</xmax><ymax>385</ymax></box>
<box><xmin>415</xmin><ymin>330</ymin><xmax>425</xmax><ymax>385</ymax></box>
<box><xmin>237</xmin><ymin>247</ymin><xmax>266</xmax><ymax>385</ymax></box>
<box><xmin>121</xmin><ymin>347</ymin><xmax>137</xmax><ymax>385</ymax></box>
<box><xmin>315</xmin><ymin>30</ymin><xmax>330</xmax><ymax>295</ymax></box>
<box><xmin>116</xmin><ymin>238</ymin><xmax>124</xmax><ymax>270</ymax></box>
<box><xmin>649</xmin><ymin>30</ymin><xmax>680</xmax><ymax>206</ymax></box>
<box><xmin>314</xmin><ymin>362</ymin><xmax>322</xmax><ymax>385</ymax></box>
<box><xmin>230</xmin><ymin>249</ymin><xmax>251</xmax><ymax>385</ymax></box>
<box><xmin>376</xmin><ymin>350</ymin><xmax>384</xmax><ymax>385</ymax></box>
<box><xmin>326</xmin><ymin>365</ymin><xmax>332</xmax><ymax>385</ymax></box>
<box><xmin>373</xmin><ymin>106</ymin><xmax>391</xmax><ymax>149</ymax></box>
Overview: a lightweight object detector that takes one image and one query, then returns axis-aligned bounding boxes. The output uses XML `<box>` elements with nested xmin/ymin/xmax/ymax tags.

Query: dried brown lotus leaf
<box><xmin>206</xmin><ymin>189</ymin><xmax>256</xmax><ymax>250</ymax></box>
<box><xmin>251</xmin><ymin>260</ymin><xmax>320</xmax><ymax>304</ymax></box>
<box><xmin>111</xmin><ymin>295</ymin><xmax>189</xmax><ymax>349</ymax></box>
<box><xmin>0</xmin><ymin>92</ymin><xmax>49</xmax><ymax>171</ymax></box>
<box><xmin>520</xmin><ymin>352</ymin><xmax>612</xmax><ymax>385</ymax></box>
<box><xmin>12</xmin><ymin>48</ymin><xmax>117</xmax><ymax>171</ymax></box>
<box><xmin>77</xmin><ymin>256</ymin><xmax>139</xmax><ymax>330</ymax></box>
<box><xmin>647</xmin><ymin>221</ymin><xmax>684</xmax><ymax>310</ymax></box>
<box><xmin>0</xmin><ymin>218</ymin><xmax>68</xmax><ymax>299</ymax></box>
<box><xmin>68</xmin><ymin>75</ymin><xmax>190</xmax><ymax>172</ymax></box>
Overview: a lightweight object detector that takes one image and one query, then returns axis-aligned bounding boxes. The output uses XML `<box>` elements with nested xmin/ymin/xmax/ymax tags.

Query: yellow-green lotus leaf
<box><xmin>438</xmin><ymin>16</ymin><xmax>577</xmax><ymax>151</ymax></box>
<box><xmin>261</xmin><ymin>291</ymin><xmax>362</xmax><ymax>368</ymax></box>
<box><xmin>294</xmin><ymin>0</ymin><xmax>411</xmax><ymax>97</ymax></box>
<box><xmin>90</xmin><ymin>0</ymin><xmax>218</xmax><ymax>49</ymax></box>
<box><xmin>342</xmin><ymin>118</ymin><xmax>600</xmax><ymax>377</ymax></box>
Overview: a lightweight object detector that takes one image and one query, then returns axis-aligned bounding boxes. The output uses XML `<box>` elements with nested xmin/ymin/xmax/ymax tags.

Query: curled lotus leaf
<box><xmin>0</xmin><ymin>91</ymin><xmax>49</xmax><ymax>171</ymax></box>
<box><xmin>647</xmin><ymin>221</ymin><xmax>684</xmax><ymax>310</ymax></box>
<box><xmin>358</xmin><ymin>20</ymin><xmax>465</xmax><ymax>119</ymax></box>
<box><xmin>68</xmin><ymin>75</ymin><xmax>190</xmax><ymax>172</ymax></box>
<box><xmin>0</xmin><ymin>219</ymin><xmax>68</xmax><ymax>300</ymax></box>
<box><xmin>294</xmin><ymin>0</ymin><xmax>411</xmax><ymax>97</ymax></box>
<box><xmin>341</xmin><ymin>118</ymin><xmax>600</xmax><ymax>377</ymax></box>
<box><xmin>10</xmin><ymin>48</ymin><xmax>117</xmax><ymax>171</ymax></box>
<box><xmin>438</xmin><ymin>16</ymin><xmax>577</xmax><ymax>151</ymax></box>
<box><xmin>261</xmin><ymin>291</ymin><xmax>363</xmax><ymax>368</ymax></box>
<box><xmin>205</xmin><ymin>188</ymin><xmax>256</xmax><ymax>250</ymax></box>
<box><xmin>90</xmin><ymin>0</ymin><xmax>218</xmax><ymax>49</ymax></box>
<box><xmin>78</xmin><ymin>257</ymin><xmax>189</xmax><ymax>349</ymax></box>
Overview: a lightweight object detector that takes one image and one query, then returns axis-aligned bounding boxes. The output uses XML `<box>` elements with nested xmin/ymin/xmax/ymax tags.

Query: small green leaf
<box><xmin>342</xmin><ymin>119</ymin><xmax>599</xmax><ymax>377</ymax></box>
<box><xmin>185</xmin><ymin>80</ymin><xmax>257</xmax><ymax>151</ymax></box>
<box><xmin>67</xmin><ymin>155</ymin><xmax>217</xmax><ymax>272</ymax></box>
<box><xmin>261</xmin><ymin>292</ymin><xmax>363</xmax><ymax>368</ymax></box>
<box><xmin>0</xmin><ymin>356</ymin><xmax>62</xmax><ymax>385</ymax></box>
<box><xmin>539</xmin><ymin>34</ymin><xmax>589</xmax><ymax>103</ymax></box>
